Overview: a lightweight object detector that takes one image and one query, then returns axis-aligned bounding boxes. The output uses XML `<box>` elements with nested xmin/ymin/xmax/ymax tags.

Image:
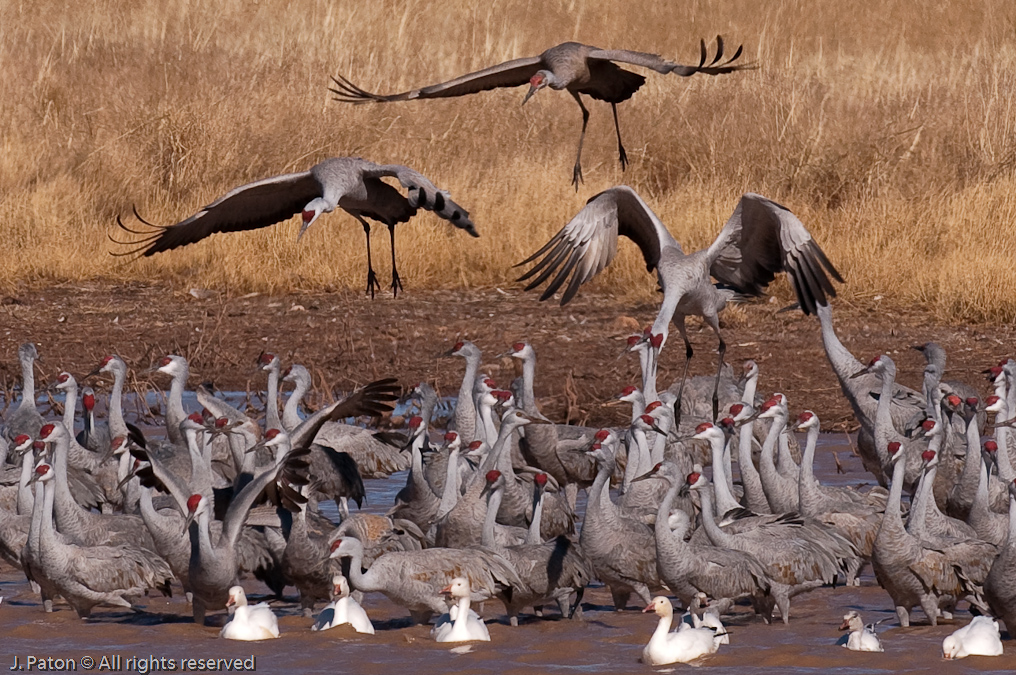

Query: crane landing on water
<box><xmin>331</xmin><ymin>37</ymin><xmax>752</xmax><ymax>188</ymax></box>
<box><xmin>111</xmin><ymin>157</ymin><xmax>478</xmax><ymax>298</ymax></box>
<box><xmin>517</xmin><ymin>186</ymin><xmax>843</xmax><ymax>423</ymax></box>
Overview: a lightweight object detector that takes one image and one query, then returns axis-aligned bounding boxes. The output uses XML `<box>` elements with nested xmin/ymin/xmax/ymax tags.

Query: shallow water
<box><xmin>2</xmin><ymin>436</ymin><xmax>1013</xmax><ymax>674</ymax></box>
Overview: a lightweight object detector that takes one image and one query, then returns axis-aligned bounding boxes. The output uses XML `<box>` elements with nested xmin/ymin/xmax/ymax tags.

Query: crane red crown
<box><xmin>187</xmin><ymin>494</ymin><xmax>202</xmax><ymax>512</ymax></box>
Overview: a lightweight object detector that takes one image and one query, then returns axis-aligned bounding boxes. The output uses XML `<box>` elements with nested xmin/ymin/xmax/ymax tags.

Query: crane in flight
<box><xmin>331</xmin><ymin>37</ymin><xmax>751</xmax><ymax>187</ymax></box>
<box><xmin>517</xmin><ymin>186</ymin><xmax>842</xmax><ymax>422</ymax></box>
<box><xmin>112</xmin><ymin>157</ymin><xmax>478</xmax><ymax>297</ymax></box>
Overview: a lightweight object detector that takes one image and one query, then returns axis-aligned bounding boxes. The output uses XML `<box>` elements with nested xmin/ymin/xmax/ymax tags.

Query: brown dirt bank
<box><xmin>1</xmin><ymin>283</ymin><xmax>1012</xmax><ymax>431</ymax></box>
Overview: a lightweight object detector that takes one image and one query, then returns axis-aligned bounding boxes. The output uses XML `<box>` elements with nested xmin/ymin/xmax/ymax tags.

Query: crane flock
<box><xmin>3</xmin><ymin>28</ymin><xmax>1013</xmax><ymax>669</ymax></box>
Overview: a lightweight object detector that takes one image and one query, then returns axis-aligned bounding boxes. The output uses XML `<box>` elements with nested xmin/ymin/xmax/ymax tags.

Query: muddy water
<box><xmin>2</xmin><ymin>437</ymin><xmax>1014</xmax><ymax>674</ymax></box>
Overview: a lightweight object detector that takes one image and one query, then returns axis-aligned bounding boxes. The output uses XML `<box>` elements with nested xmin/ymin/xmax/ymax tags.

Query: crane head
<box><xmin>299</xmin><ymin>197</ymin><xmax>330</xmax><ymax>241</ymax></box>
<box><xmin>522</xmin><ymin>70</ymin><xmax>552</xmax><ymax>105</ymax></box>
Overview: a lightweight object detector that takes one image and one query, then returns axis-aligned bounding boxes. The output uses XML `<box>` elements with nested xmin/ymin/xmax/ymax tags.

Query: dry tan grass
<box><xmin>1</xmin><ymin>0</ymin><xmax>1014</xmax><ymax>321</ymax></box>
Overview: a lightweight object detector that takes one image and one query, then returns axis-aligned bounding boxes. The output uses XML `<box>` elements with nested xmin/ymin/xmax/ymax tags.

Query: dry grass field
<box><xmin>1</xmin><ymin>0</ymin><xmax>1014</xmax><ymax>321</ymax></box>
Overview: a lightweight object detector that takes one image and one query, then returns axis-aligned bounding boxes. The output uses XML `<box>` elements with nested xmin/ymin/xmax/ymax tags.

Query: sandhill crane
<box><xmin>985</xmin><ymin>480</ymin><xmax>1016</xmax><ymax>638</ymax></box>
<box><xmin>327</xmin><ymin>536</ymin><xmax>522</xmax><ymax>625</ymax></box>
<box><xmin>518</xmin><ymin>187</ymin><xmax>842</xmax><ymax>422</ymax></box>
<box><xmin>112</xmin><ymin>157</ymin><xmax>478</xmax><ymax>297</ymax></box>
<box><xmin>331</xmin><ymin>38</ymin><xmax>750</xmax><ymax>187</ymax></box>
<box><xmin>25</xmin><ymin>463</ymin><xmax>173</xmax><ymax>618</ymax></box>
<box><xmin>3</xmin><ymin>343</ymin><xmax>44</xmax><ymax>442</ymax></box>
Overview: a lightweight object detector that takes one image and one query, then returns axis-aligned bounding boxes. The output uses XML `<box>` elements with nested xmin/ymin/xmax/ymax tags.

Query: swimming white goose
<box><xmin>431</xmin><ymin>577</ymin><xmax>490</xmax><ymax>643</ymax></box>
<box><xmin>839</xmin><ymin>611</ymin><xmax>883</xmax><ymax>652</ymax></box>
<box><xmin>219</xmin><ymin>586</ymin><xmax>280</xmax><ymax>641</ymax></box>
<box><xmin>312</xmin><ymin>575</ymin><xmax>375</xmax><ymax>635</ymax></box>
<box><xmin>642</xmin><ymin>596</ymin><xmax>725</xmax><ymax>665</ymax></box>
<box><xmin>942</xmin><ymin>616</ymin><xmax>1003</xmax><ymax>659</ymax></box>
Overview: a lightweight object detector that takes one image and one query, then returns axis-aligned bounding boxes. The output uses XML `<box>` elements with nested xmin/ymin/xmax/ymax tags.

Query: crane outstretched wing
<box><xmin>516</xmin><ymin>186</ymin><xmax>679</xmax><ymax>305</ymax></box>
<box><xmin>110</xmin><ymin>171</ymin><xmax>321</xmax><ymax>258</ymax></box>
<box><xmin>330</xmin><ymin>57</ymin><xmax>543</xmax><ymax>103</ymax></box>
<box><xmin>363</xmin><ymin>164</ymin><xmax>478</xmax><ymax>236</ymax></box>
<box><xmin>706</xmin><ymin>193</ymin><xmax>843</xmax><ymax>315</ymax></box>
<box><xmin>588</xmin><ymin>36</ymin><xmax>751</xmax><ymax>76</ymax></box>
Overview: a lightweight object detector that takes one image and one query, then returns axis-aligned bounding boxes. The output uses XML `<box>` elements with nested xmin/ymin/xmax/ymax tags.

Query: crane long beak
<box><xmin>522</xmin><ymin>86</ymin><xmax>537</xmax><ymax>106</ymax></box>
<box><xmin>84</xmin><ymin>367</ymin><xmax>102</xmax><ymax>379</ymax></box>
<box><xmin>849</xmin><ymin>368</ymin><xmax>869</xmax><ymax>379</ymax></box>
<box><xmin>182</xmin><ymin>511</ymin><xmax>196</xmax><ymax>531</ymax></box>
<box><xmin>297</xmin><ymin>218</ymin><xmax>313</xmax><ymax>242</ymax></box>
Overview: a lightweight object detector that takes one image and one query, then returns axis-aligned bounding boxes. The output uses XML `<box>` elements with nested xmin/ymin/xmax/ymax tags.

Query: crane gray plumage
<box><xmin>984</xmin><ymin>481</ymin><xmax>1016</xmax><ymax>638</ymax></box>
<box><xmin>113</xmin><ymin>157</ymin><xmax>477</xmax><ymax>297</ymax></box>
<box><xmin>332</xmin><ymin>38</ymin><xmax>750</xmax><ymax>187</ymax></box>
<box><xmin>24</xmin><ymin>463</ymin><xmax>173</xmax><ymax>618</ymax></box>
<box><xmin>520</xmin><ymin>187</ymin><xmax>842</xmax><ymax>423</ymax></box>
<box><xmin>329</xmin><ymin>535</ymin><xmax>523</xmax><ymax>625</ymax></box>
<box><xmin>3</xmin><ymin>343</ymin><xmax>45</xmax><ymax>442</ymax></box>
<box><xmin>653</xmin><ymin>465</ymin><xmax>776</xmax><ymax>621</ymax></box>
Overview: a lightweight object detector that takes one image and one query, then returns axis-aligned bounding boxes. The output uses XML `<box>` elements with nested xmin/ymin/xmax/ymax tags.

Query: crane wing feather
<box><xmin>113</xmin><ymin>172</ymin><xmax>321</xmax><ymax>257</ymax></box>
<box><xmin>588</xmin><ymin>37</ymin><xmax>751</xmax><ymax>77</ymax></box>
<box><xmin>707</xmin><ymin>193</ymin><xmax>843</xmax><ymax>316</ymax></box>
<box><xmin>516</xmin><ymin>186</ymin><xmax>677</xmax><ymax>305</ymax></box>
<box><xmin>364</xmin><ymin>164</ymin><xmax>478</xmax><ymax>237</ymax></box>
<box><xmin>330</xmin><ymin>57</ymin><xmax>542</xmax><ymax>103</ymax></box>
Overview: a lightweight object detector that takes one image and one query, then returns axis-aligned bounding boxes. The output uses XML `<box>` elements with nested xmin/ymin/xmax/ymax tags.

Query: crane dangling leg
<box><xmin>355</xmin><ymin>215</ymin><xmax>382</xmax><ymax>299</ymax></box>
<box><xmin>387</xmin><ymin>223</ymin><xmax>404</xmax><ymax>297</ymax></box>
<box><xmin>611</xmin><ymin>103</ymin><xmax>628</xmax><ymax>172</ymax></box>
<box><xmin>671</xmin><ymin>316</ymin><xmax>694</xmax><ymax>433</ymax></box>
<box><xmin>705</xmin><ymin>314</ymin><xmax>725</xmax><ymax>423</ymax></box>
<box><xmin>569</xmin><ymin>91</ymin><xmax>591</xmax><ymax>190</ymax></box>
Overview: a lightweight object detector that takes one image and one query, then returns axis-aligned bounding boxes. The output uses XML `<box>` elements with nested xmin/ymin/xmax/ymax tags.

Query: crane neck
<box><xmin>282</xmin><ymin>373</ymin><xmax>311</xmax><ymax>431</ymax></box>
<box><xmin>697</xmin><ymin>484</ymin><xmax>733</xmax><ymax>548</ymax></box>
<box><xmin>16</xmin><ymin>446</ymin><xmax>35</xmax><ymax>516</ymax></box>
<box><xmin>526</xmin><ymin>486</ymin><xmax>545</xmax><ymax>546</ymax></box>
<box><xmin>776</xmin><ymin>430</ymin><xmax>799</xmax><ymax>479</ymax></box>
<box><xmin>623</xmin><ymin>428</ymin><xmax>650</xmax><ymax>493</ymax></box>
<box><xmin>958</xmin><ymin>410</ymin><xmax>983</xmax><ymax>489</ymax></box>
<box><xmin>737</xmin><ymin>418</ymin><xmax>769</xmax><ymax>514</ymax></box>
<box><xmin>107</xmin><ymin>363</ymin><xmax>128</xmax><ymax>440</ymax></box>
<box><xmin>28</xmin><ymin>478</ymin><xmax>45</xmax><ymax>553</ymax></box>
<box><xmin>17</xmin><ymin>353</ymin><xmax>36</xmax><ymax>414</ymax></box>
<box><xmin>61</xmin><ymin>381</ymin><xmax>78</xmax><ymax>432</ymax></box>
<box><xmin>481</xmin><ymin>483</ymin><xmax>504</xmax><ymax>549</ymax></box>
<box><xmin>742</xmin><ymin>372</ymin><xmax>758</xmax><ymax>405</ymax></box>
<box><xmin>884</xmin><ymin>456</ymin><xmax>908</xmax><ymax>532</ymax></box>
<box><xmin>342</xmin><ymin>541</ymin><xmax>381</xmax><ymax>593</ymax></box>
<box><xmin>650</xmin><ymin>414</ymin><xmax>670</xmax><ymax>466</ymax></box>
<box><xmin>166</xmin><ymin>364</ymin><xmax>189</xmax><ymax>444</ymax></box>
<box><xmin>436</xmin><ymin>447</ymin><xmax>462</xmax><ymax>519</ymax></box>
<box><xmin>265</xmin><ymin>365</ymin><xmax>281</xmax><ymax>432</ymax></box>
<box><xmin>39</xmin><ymin>473</ymin><xmax>58</xmax><ymax>547</ymax></box>
<box><xmin>797</xmin><ymin>424</ymin><xmax>821</xmax><ymax>514</ymax></box>
<box><xmin>654</xmin><ymin>482</ymin><xmax>680</xmax><ymax>548</ymax></box>
<box><xmin>184</xmin><ymin>427</ymin><xmax>214</xmax><ymax>503</ymax></box>
<box><xmin>906</xmin><ymin>461</ymin><xmax>936</xmax><ymax>539</ymax></box>
<box><xmin>709</xmin><ymin>435</ymin><xmax>740</xmax><ymax>516</ymax></box>
<box><xmin>520</xmin><ymin>356</ymin><xmax>539</xmax><ymax>415</ymax></box>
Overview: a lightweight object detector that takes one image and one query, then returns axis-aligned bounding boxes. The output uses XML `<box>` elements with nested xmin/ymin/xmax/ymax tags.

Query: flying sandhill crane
<box><xmin>331</xmin><ymin>38</ymin><xmax>750</xmax><ymax>187</ymax></box>
<box><xmin>517</xmin><ymin>186</ymin><xmax>843</xmax><ymax>421</ymax></box>
<box><xmin>112</xmin><ymin>157</ymin><xmax>478</xmax><ymax>297</ymax></box>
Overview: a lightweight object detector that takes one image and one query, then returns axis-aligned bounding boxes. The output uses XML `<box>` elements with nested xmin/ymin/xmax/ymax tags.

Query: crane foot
<box><xmin>571</xmin><ymin>163</ymin><xmax>584</xmax><ymax>190</ymax></box>
<box><xmin>390</xmin><ymin>269</ymin><xmax>404</xmax><ymax>297</ymax></box>
<box><xmin>365</xmin><ymin>268</ymin><xmax>382</xmax><ymax>299</ymax></box>
<box><xmin>618</xmin><ymin>145</ymin><xmax>629</xmax><ymax>172</ymax></box>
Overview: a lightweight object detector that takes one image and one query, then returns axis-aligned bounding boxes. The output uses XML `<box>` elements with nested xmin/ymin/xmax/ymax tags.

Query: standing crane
<box><xmin>331</xmin><ymin>38</ymin><xmax>750</xmax><ymax>187</ymax></box>
<box><xmin>112</xmin><ymin>157</ymin><xmax>478</xmax><ymax>297</ymax></box>
<box><xmin>517</xmin><ymin>186</ymin><xmax>843</xmax><ymax>422</ymax></box>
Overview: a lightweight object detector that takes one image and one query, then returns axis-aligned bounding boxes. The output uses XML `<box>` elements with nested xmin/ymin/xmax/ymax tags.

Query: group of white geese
<box><xmin>1</xmin><ymin>312</ymin><xmax>1015</xmax><ymax>663</ymax></box>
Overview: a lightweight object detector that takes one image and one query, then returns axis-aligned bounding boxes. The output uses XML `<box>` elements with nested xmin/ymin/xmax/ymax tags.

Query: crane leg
<box><xmin>712</xmin><ymin>336</ymin><xmax>726</xmax><ymax>423</ymax></box>
<box><xmin>356</xmin><ymin>216</ymin><xmax>382</xmax><ymax>299</ymax></box>
<box><xmin>672</xmin><ymin>317</ymin><xmax>694</xmax><ymax>433</ymax></box>
<box><xmin>611</xmin><ymin>103</ymin><xmax>628</xmax><ymax>171</ymax></box>
<box><xmin>569</xmin><ymin>91</ymin><xmax>590</xmax><ymax>190</ymax></box>
<box><xmin>387</xmin><ymin>224</ymin><xmax>403</xmax><ymax>297</ymax></box>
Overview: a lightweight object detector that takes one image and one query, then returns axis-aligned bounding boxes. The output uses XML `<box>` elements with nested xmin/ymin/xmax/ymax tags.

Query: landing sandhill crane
<box><xmin>331</xmin><ymin>38</ymin><xmax>750</xmax><ymax>187</ymax></box>
<box><xmin>112</xmin><ymin>157</ymin><xmax>478</xmax><ymax>297</ymax></box>
<box><xmin>518</xmin><ymin>187</ymin><xmax>842</xmax><ymax>421</ymax></box>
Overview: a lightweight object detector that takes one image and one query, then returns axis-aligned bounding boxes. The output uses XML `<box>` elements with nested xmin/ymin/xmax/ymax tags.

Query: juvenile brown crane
<box><xmin>331</xmin><ymin>38</ymin><xmax>750</xmax><ymax>187</ymax></box>
<box><xmin>112</xmin><ymin>157</ymin><xmax>478</xmax><ymax>297</ymax></box>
